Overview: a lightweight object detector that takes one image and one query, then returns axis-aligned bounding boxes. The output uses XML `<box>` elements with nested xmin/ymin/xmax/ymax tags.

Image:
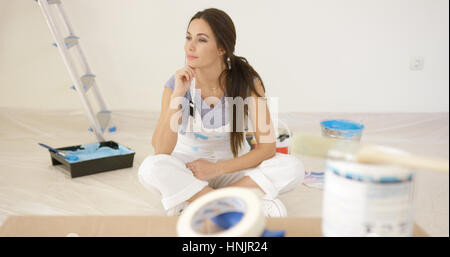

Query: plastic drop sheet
<box><xmin>0</xmin><ymin>108</ymin><xmax>448</xmax><ymax>236</ymax></box>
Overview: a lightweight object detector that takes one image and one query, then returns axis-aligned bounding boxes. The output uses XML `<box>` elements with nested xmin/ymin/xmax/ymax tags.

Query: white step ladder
<box><xmin>35</xmin><ymin>0</ymin><xmax>116</xmax><ymax>142</ymax></box>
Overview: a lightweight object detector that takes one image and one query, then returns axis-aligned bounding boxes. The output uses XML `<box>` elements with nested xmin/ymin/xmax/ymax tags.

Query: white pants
<box><xmin>138</xmin><ymin>152</ymin><xmax>305</xmax><ymax>211</ymax></box>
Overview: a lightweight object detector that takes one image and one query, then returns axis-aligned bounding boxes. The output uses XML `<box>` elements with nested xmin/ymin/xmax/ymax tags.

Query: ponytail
<box><xmin>219</xmin><ymin>55</ymin><xmax>266</xmax><ymax>157</ymax></box>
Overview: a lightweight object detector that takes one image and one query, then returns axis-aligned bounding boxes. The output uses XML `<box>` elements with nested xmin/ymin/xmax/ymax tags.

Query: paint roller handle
<box><xmin>38</xmin><ymin>143</ymin><xmax>80</xmax><ymax>162</ymax></box>
<box><xmin>356</xmin><ymin>144</ymin><xmax>449</xmax><ymax>174</ymax></box>
<box><xmin>38</xmin><ymin>143</ymin><xmax>66</xmax><ymax>156</ymax></box>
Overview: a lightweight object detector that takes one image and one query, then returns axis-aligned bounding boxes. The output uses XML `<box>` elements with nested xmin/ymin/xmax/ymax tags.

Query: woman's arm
<box><xmin>152</xmin><ymin>66</ymin><xmax>196</xmax><ymax>154</ymax></box>
<box><xmin>151</xmin><ymin>87</ymin><xmax>184</xmax><ymax>154</ymax></box>
<box><xmin>216</xmin><ymin>80</ymin><xmax>277</xmax><ymax>174</ymax></box>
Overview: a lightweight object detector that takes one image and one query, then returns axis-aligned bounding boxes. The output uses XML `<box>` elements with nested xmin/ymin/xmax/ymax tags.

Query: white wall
<box><xmin>0</xmin><ymin>0</ymin><xmax>448</xmax><ymax>112</ymax></box>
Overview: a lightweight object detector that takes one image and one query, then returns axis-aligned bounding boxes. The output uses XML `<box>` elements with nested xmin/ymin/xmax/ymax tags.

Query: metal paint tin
<box><xmin>322</xmin><ymin>159</ymin><xmax>415</xmax><ymax>237</ymax></box>
<box><xmin>320</xmin><ymin>119</ymin><xmax>365</xmax><ymax>141</ymax></box>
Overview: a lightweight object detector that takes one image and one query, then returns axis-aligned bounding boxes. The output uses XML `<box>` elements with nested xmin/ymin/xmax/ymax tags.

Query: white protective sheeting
<box><xmin>0</xmin><ymin>108</ymin><xmax>448</xmax><ymax>236</ymax></box>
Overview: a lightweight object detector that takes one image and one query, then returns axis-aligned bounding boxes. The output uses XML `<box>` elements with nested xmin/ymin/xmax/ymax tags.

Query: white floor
<box><xmin>0</xmin><ymin>108</ymin><xmax>448</xmax><ymax>236</ymax></box>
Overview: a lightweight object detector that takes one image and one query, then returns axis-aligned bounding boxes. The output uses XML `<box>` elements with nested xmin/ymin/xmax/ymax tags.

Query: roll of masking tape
<box><xmin>177</xmin><ymin>187</ymin><xmax>266</xmax><ymax>237</ymax></box>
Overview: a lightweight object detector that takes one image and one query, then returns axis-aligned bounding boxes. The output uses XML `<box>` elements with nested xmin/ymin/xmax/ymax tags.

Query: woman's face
<box><xmin>185</xmin><ymin>18</ymin><xmax>224</xmax><ymax>69</ymax></box>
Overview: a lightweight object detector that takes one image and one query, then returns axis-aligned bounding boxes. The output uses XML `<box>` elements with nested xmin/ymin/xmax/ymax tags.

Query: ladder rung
<box><xmin>89</xmin><ymin>126</ymin><xmax>117</xmax><ymax>133</ymax></box>
<box><xmin>88</xmin><ymin>126</ymin><xmax>117</xmax><ymax>133</ymax></box>
<box><xmin>97</xmin><ymin>110</ymin><xmax>112</xmax><ymax>130</ymax></box>
<box><xmin>64</xmin><ymin>35</ymin><xmax>79</xmax><ymax>48</ymax></box>
<box><xmin>52</xmin><ymin>35</ymin><xmax>79</xmax><ymax>49</ymax></box>
<box><xmin>80</xmin><ymin>74</ymin><xmax>96</xmax><ymax>91</ymax></box>
<box><xmin>70</xmin><ymin>85</ymin><xmax>89</xmax><ymax>91</ymax></box>
<box><xmin>89</xmin><ymin>127</ymin><xmax>105</xmax><ymax>132</ymax></box>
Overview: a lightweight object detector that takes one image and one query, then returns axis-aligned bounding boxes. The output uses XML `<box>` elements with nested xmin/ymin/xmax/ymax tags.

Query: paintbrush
<box><xmin>291</xmin><ymin>133</ymin><xmax>449</xmax><ymax>174</ymax></box>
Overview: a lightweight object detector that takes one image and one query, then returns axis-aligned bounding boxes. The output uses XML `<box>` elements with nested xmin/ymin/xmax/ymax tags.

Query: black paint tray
<box><xmin>48</xmin><ymin>141</ymin><xmax>135</xmax><ymax>178</ymax></box>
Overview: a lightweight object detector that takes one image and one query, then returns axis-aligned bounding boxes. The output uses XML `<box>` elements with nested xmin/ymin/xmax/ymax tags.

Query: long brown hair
<box><xmin>189</xmin><ymin>8</ymin><xmax>265</xmax><ymax>157</ymax></box>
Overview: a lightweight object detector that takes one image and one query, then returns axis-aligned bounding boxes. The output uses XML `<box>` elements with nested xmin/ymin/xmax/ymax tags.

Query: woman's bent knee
<box><xmin>281</xmin><ymin>154</ymin><xmax>305</xmax><ymax>182</ymax></box>
<box><xmin>261</xmin><ymin>153</ymin><xmax>305</xmax><ymax>193</ymax></box>
<box><xmin>138</xmin><ymin>154</ymin><xmax>185</xmax><ymax>187</ymax></box>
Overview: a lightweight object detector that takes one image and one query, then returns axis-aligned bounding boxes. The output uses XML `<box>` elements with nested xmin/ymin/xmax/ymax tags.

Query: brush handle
<box><xmin>291</xmin><ymin>133</ymin><xmax>449</xmax><ymax>174</ymax></box>
<box><xmin>357</xmin><ymin>145</ymin><xmax>449</xmax><ymax>173</ymax></box>
<box><xmin>38</xmin><ymin>143</ymin><xmax>67</xmax><ymax>157</ymax></box>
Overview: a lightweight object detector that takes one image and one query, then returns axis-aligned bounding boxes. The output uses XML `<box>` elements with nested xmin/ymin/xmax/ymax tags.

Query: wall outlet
<box><xmin>410</xmin><ymin>56</ymin><xmax>424</xmax><ymax>71</ymax></box>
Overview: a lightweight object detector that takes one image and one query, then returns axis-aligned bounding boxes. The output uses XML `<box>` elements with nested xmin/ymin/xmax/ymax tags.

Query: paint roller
<box><xmin>290</xmin><ymin>133</ymin><xmax>449</xmax><ymax>174</ymax></box>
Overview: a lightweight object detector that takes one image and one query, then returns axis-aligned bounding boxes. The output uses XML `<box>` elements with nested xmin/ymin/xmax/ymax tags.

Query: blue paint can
<box><xmin>320</xmin><ymin>119</ymin><xmax>365</xmax><ymax>141</ymax></box>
